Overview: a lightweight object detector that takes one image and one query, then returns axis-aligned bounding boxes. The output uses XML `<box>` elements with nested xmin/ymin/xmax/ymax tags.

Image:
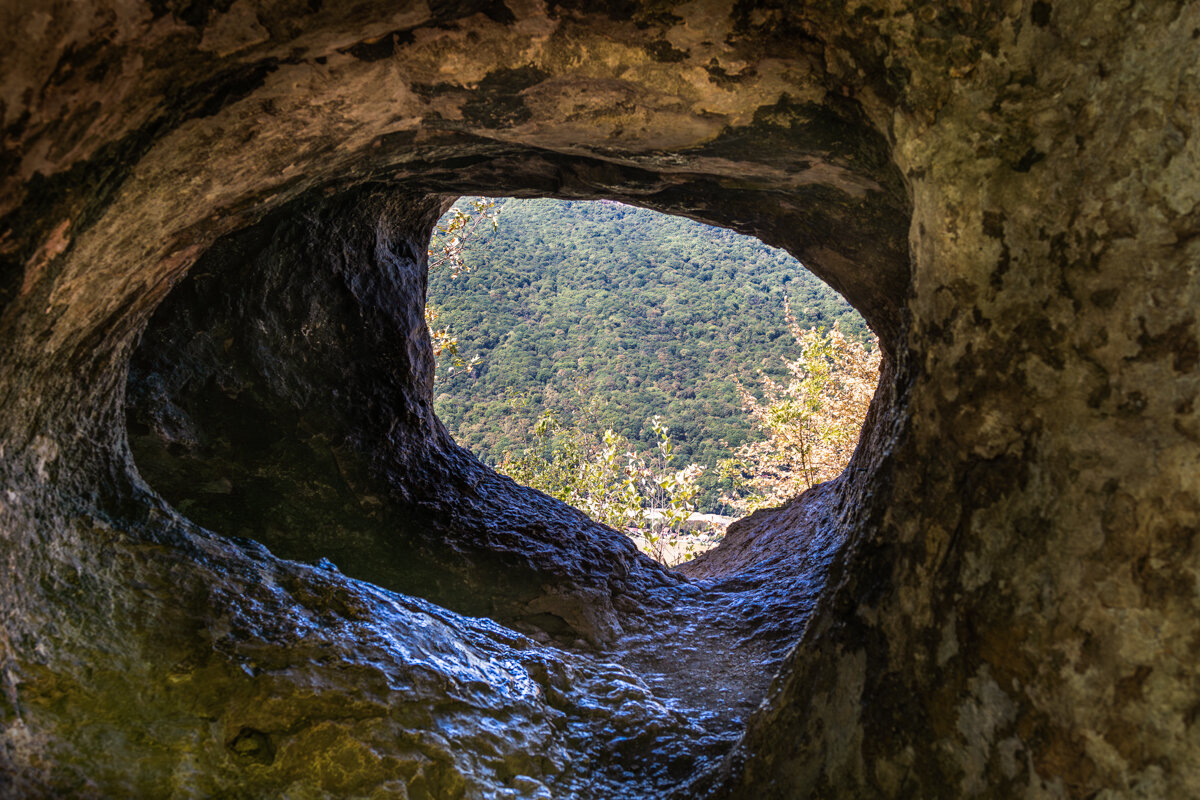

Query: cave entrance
<box><xmin>427</xmin><ymin>195</ymin><xmax>880</xmax><ymax>567</ymax></box>
<box><xmin>121</xmin><ymin>178</ymin><xmax>901</xmax><ymax>787</ymax></box>
<box><xmin>124</xmin><ymin>184</ymin><xmax>882</xmax><ymax>601</ymax></box>
<box><xmin>6</xmin><ymin>1</ymin><xmax>948</xmax><ymax>793</ymax></box>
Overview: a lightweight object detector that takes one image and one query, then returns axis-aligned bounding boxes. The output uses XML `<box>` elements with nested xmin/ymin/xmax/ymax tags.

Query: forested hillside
<box><xmin>428</xmin><ymin>198</ymin><xmax>867</xmax><ymax>510</ymax></box>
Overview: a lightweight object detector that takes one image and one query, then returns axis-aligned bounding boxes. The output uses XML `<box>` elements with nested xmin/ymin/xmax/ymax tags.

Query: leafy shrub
<box><xmin>425</xmin><ymin>198</ymin><xmax>503</xmax><ymax>379</ymax></box>
<box><xmin>498</xmin><ymin>411</ymin><xmax>716</xmax><ymax>565</ymax></box>
<box><xmin>721</xmin><ymin>302</ymin><xmax>880</xmax><ymax>513</ymax></box>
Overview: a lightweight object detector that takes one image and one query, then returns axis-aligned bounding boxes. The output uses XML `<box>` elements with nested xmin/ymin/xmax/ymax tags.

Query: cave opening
<box><xmin>124</xmin><ymin>178</ymin><xmax>899</xmax><ymax>600</ymax></box>
<box><xmin>425</xmin><ymin>194</ymin><xmax>879</xmax><ymax>566</ymax></box>
<box><xmin>119</xmin><ymin>177</ymin><xmax>898</xmax><ymax>792</ymax></box>
<box><xmin>7</xmin><ymin>3</ymin><xmax>1194</xmax><ymax>796</ymax></box>
<box><xmin>9</xmin><ymin>13</ymin><xmax>917</xmax><ymax>791</ymax></box>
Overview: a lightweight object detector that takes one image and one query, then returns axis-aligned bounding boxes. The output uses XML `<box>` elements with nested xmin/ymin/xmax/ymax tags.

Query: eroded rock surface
<box><xmin>125</xmin><ymin>186</ymin><xmax>674</xmax><ymax>647</ymax></box>
<box><xmin>2</xmin><ymin>0</ymin><xmax>1199</xmax><ymax>797</ymax></box>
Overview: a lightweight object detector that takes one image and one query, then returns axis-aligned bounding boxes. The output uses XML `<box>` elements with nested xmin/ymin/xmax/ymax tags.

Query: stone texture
<box><xmin>125</xmin><ymin>186</ymin><xmax>673</xmax><ymax>647</ymax></box>
<box><xmin>2</xmin><ymin>0</ymin><xmax>1198</xmax><ymax>797</ymax></box>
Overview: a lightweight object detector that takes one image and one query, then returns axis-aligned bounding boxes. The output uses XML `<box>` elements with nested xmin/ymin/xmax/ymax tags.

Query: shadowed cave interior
<box><xmin>4</xmin><ymin>2</ymin><xmax>1199</xmax><ymax>797</ymax></box>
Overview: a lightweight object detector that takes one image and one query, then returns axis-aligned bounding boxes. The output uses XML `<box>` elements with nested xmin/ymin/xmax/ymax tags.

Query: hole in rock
<box><xmin>427</xmin><ymin>196</ymin><xmax>880</xmax><ymax>567</ymax></box>
<box><xmin>123</xmin><ymin>186</ymin><xmax>889</xmax><ymax>786</ymax></box>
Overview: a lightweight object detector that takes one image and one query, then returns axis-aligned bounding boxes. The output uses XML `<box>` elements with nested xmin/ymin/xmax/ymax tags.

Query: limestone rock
<box><xmin>1</xmin><ymin>0</ymin><xmax>1198</xmax><ymax>797</ymax></box>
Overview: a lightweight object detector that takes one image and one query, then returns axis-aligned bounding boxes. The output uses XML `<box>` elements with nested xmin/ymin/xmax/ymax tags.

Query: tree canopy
<box><xmin>428</xmin><ymin>197</ymin><xmax>869</xmax><ymax>512</ymax></box>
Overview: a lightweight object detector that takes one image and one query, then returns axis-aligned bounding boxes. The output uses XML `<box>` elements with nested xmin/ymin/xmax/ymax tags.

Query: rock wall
<box><xmin>2</xmin><ymin>0</ymin><xmax>1198</xmax><ymax>797</ymax></box>
<box><xmin>705</xmin><ymin>2</ymin><xmax>1200</xmax><ymax>797</ymax></box>
<box><xmin>125</xmin><ymin>186</ymin><xmax>676</xmax><ymax>647</ymax></box>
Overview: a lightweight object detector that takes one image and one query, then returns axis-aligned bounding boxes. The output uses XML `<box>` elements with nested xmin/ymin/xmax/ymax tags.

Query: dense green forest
<box><xmin>428</xmin><ymin>198</ymin><xmax>867</xmax><ymax>512</ymax></box>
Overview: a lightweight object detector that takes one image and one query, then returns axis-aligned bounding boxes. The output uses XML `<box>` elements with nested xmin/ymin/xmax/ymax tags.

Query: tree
<box><xmin>425</xmin><ymin>197</ymin><xmax>503</xmax><ymax>379</ymax></box>
<box><xmin>425</xmin><ymin>197</ymin><xmax>870</xmax><ymax>511</ymax></box>
<box><xmin>724</xmin><ymin>300</ymin><xmax>880</xmax><ymax>513</ymax></box>
<box><xmin>498</xmin><ymin>410</ymin><xmax>715</xmax><ymax>566</ymax></box>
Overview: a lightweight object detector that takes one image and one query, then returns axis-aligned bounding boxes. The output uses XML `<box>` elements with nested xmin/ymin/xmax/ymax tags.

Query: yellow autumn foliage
<box><xmin>723</xmin><ymin>300</ymin><xmax>880</xmax><ymax>513</ymax></box>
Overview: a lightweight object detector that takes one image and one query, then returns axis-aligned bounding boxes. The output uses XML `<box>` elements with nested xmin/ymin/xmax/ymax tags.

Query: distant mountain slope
<box><xmin>428</xmin><ymin>198</ymin><xmax>867</xmax><ymax>510</ymax></box>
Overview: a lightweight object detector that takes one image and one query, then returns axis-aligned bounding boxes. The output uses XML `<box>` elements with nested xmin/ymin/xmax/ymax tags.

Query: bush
<box><xmin>722</xmin><ymin>302</ymin><xmax>880</xmax><ymax>513</ymax></box>
<box><xmin>498</xmin><ymin>411</ymin><xmax>718</xmax><ymax>565</ymax></box>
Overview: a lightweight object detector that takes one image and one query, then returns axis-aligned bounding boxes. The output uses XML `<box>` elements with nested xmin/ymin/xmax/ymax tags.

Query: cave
<box><xmin>2</xmin><ymin>1</ymin><xmax>1199</xmax><ymax>797</ymax></box>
